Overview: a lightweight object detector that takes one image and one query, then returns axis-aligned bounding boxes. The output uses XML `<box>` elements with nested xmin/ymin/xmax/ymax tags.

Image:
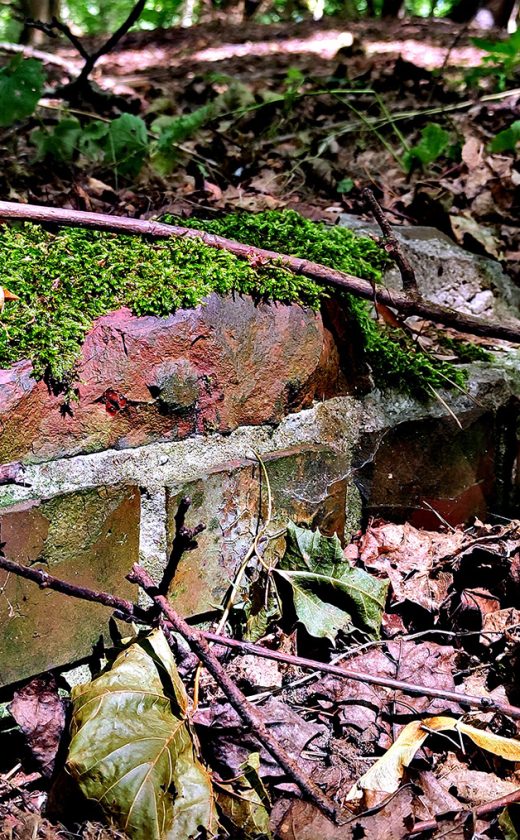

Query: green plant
<box><xmin>0</xmin><ymin>209</ymin><xmax>469</xmax><ymax>397</ymax></box>
<box><xmin>187</xmin><ymin>210</ymin><xmax>467</xmax><ymax>397</ymax></box>
<box><xmin>32</xmin><ymin>113</ymin><xmax>149</xmax><ymax>176</ymax></box>
<box><xmin>275</xmin><ymin>522</ymin><xmax>388</xmax><ymax>642</ymax></box>
<box><xmin>0</xmin><ymin>56</ymin><xmax>46</xmax><ymax>127</ymax></box>
<box><xmin>402</xmin><ymin>122</ymin><xmax>452</xmax><ymax>172</ymax></box>
<box><xmin>67</xmin><ymin>629</ymin><xmax>216</xmax><ymax>840</ymax></box>
<box><xmin>489</xmin><ymin>120</ymin><xmax>520</xmax><ymax>153</ymax></box>
<box><xmin>150</xmin><ymin>104</ymin><xmax>216</xmax><ymax>174</ymax></box>
<box><xmin>468</xmin><ymin>30</ymin><xmax>520</xmax><ymax>91</ymax></box>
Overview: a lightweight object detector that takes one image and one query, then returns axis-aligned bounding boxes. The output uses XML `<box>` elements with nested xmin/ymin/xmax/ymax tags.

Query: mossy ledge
<box><xmin>0</xmin><ymin>209</ymin><xmax>465</xmax><ymax>397</ymax></box>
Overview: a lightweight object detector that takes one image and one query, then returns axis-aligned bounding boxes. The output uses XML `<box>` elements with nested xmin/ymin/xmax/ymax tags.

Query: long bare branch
<box><xmin>0</xmin><ymin>200</ymin><xmax>519</xmax><ymax>342</ymax></box>
<box><xmin>1</xmin><ymin>553</ymin><xmax>519</xmax><ymax>720</ymax></box>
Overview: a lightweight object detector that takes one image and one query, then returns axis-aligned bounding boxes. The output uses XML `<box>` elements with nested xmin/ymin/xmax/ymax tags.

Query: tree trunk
<box><xmin>18</xmin><ymin>0</ymin><xmax>61</xmax><ymax>44</ymax></box>
<box><xmin>448</xmin><ymin>0</ymin><xmax>517</xmax><ymax>26</ymax></box>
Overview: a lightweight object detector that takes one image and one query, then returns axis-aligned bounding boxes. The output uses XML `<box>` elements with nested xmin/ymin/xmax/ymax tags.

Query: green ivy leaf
<box><xmin>489</xmin><ymin>120</ymin><xmax>520</xmax><ymax>153</ymax></box>
<box><xmin>0</xmin><ymin>56</ymin><xmax>46</xmax><ymax>127</ymax></box>
<box><xmin>402</xmin><ymin>122</ymin><xmax>451</xmax><ymax>172</ymax></box>
<box><xmin>67</xmin><ymin>629</ymin><xmax>216</xmax><ymax>840</ymax></box>
<box><xmin>104</xmin><ymin>113</ymin><xmax>149</xmax><ymax>177</ymax></box>
<box><xmin>275</xmin><ymin>522</ymin><xmax>388</xmax><ymax>643</ymax></box>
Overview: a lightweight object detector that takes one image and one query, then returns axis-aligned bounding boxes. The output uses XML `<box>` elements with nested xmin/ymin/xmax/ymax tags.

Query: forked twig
<box><xmin>363</xmin><ymin>187</ymin><xmax>418</xmax><ymax>294</ymax></box>
<box><xmin>0</xmin><ymin>552</ymin><xmax>519</xmax><ymax>719</ymax></box>
<box><xmin>127</xmin><ymin>563</ymin><xmax>347</xmax><ymax>823</ymax></box>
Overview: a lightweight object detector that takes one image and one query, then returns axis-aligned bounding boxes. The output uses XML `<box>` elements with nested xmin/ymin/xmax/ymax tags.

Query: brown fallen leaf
<box><xmin>481</xmin><ymin>607</ymin><xmax>520</xmax><ymax>647</ymax></box>
<box><xmin>193</xmin><ymin>696</ymin><xmax>327</xmax><ymax>784</ymax></box>
<box><xmin>9</xmin><ymin>676</ymin><xmax>67</xmax><ymax>777</ymax></box>
<box><xmin>272</xmin><ymin>786</ymin><xmax>414</xmax><ymax>840</ymax></box>
<box><xmin>436</xmin><ymin>754</ymin><xmax>520</xmax><ymax>806</ymax></box>
<box><xmin>359</xmin><ymin>521</ymin><xmax>463</xmax><ymax>616</ymax></box>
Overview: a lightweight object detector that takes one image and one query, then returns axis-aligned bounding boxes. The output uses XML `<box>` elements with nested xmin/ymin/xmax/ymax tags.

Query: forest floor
<box><xmin>3</xmin><ymin>16</ymin><xmax>519</xmax><ymax>283</ymax></box>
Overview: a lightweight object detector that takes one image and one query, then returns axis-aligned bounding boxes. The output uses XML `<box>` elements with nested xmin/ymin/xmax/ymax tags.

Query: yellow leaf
<box><xmin>0</xmin><ymin>286</ymin><xmax>19</xmax><ymax>313</ymax></box>
<box><xmin>346</xmin><ymin>715</ymin><xmax>520</xmax><ymax>809</ymax></box>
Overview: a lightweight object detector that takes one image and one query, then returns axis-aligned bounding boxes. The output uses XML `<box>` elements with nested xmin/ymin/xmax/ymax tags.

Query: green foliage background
<box><xmin>0</xmin><ymin>0</ymin><xmax>491</xmax><ymax>41</ymax></box>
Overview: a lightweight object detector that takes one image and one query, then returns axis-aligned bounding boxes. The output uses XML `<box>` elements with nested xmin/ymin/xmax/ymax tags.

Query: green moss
<box><xmin>0</xmin><ymin>209</ymin><xmax>466</xmax><ymax>397</ymax></box>
<box><xmin>183</xmin><ymin>211</ymin><xmax>467</xmax><ymax>397</ymax></box>
<box><xmin>437</xmin><ymin>336</ymin><xmax>493</xmax><ymax>363</ymax></box>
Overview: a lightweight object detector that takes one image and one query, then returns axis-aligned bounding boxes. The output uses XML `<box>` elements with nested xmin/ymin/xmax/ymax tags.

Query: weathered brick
<box><xmin>0</xmin><ymin>296</ymin><xmax>349</xmax><ymax>464</ymax></box>
<box><xmin>0</xmin><ymin>486</ymin><xmax>140</xmax><ymax>685</ymax></box>
<box><xmin>165</xmin><ymin>445</ymin><xmax>350</xmax><ymax>617</ymax></box>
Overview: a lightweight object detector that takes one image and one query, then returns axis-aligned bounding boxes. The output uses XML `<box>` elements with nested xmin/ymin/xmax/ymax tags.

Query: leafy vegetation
<box><xmin>402</xmin><ymin>122</ymin><xmax>453</xmax><ymax>172</ymax></box>
<box><xmin>0</xmin><ymin>56</ymin><xmax>45</xmax><ymax>126</ymax></box>
<box><xmin>468</xmin><ymin>29</ymin><xmax>520</xmax><ymax>90</ymax></box>
<box><xmin>187</xmin><ymin>211</ymin><xmax>469</xmax><ymax>396</ymax></box>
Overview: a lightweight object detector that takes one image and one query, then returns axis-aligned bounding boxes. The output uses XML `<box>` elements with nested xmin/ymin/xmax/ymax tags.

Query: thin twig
<box><xmin>363</xmin><ymin>188</ymin><xmax>418</xmax><ymax>293</ymax></box>
<box><xmin>0</xmin><ymin>201</ymin><xmax>518</xmax><ymax>343</ymax></box>
<box><xmin>1</xmin><ymin>553</ymin><xmax>519</xmax><ymax>720</ymax></box>
<box><xmin>158</xmin><ymin>496</ymin><xmax>205</xmax><ymax>595</ymax></box>
<box><xmin>127</xmin><ymin>563</ymin><xmax>347</xmax><ymax>825</ymax></box>
<box><xmin>407</xmin><ymin>786</ymin><xmax>520</xmax><ymax>836</ymax></box>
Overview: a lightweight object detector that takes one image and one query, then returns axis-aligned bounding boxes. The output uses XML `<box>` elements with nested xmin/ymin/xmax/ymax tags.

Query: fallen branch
<box><xmin>0</xmin><ymin>200</ymin><xmax>519</xmax><ymax>343</ymax></box>
<box><xmin>55</xmin><ymin>0</ymin><xmax>146</xmax><ymax>100</ymax></box>
<box><xmin>21</xmin><ymin>0</ymin><xmax>145</xmax><ymax>105</ymax></box>
<box><xmin>408</xmin><ymin>786</ymin><xmax>520</xmax><ymax>836</ymax></box>
<box><xmin>0</xmin><ymin>42</ymin><xmax>79</xmax><ymax>73</ymax></box>
<box><xmin>127</xmin><ymin>563</ymin><xmax>347</xmax><ymax>824</ymax></box>
<box><xmin>363</xmin><ymin>187</ymin><xmax>418</xmax><ymax>294</ymax></box>
<box><xmin>1</xmin><ymin>553</ymin><xmax>519</xmax><ymax>720</ymax></box>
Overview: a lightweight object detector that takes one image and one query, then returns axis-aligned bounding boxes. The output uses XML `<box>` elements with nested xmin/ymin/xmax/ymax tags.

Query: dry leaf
<box><xmin>0</xmin><ymin>286</ymin><xmax>19</xmax><ymax>312</ymax></box>
<box><xmin>347</xmin><ymin>716</ymin><xmax>520</xmax><ymax>809</ymax></box>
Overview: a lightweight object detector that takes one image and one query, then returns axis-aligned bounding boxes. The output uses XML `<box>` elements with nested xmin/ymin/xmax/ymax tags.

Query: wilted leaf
<box><xmin>499</xmin><ymin>807</ymin><xmax>519</xmax><ymax>840</ymax></box>
<box><xmin>193</xmin><ymin>696</ymin><xmax>325</xmax><ymax>783</ymax></box>
<box><xmin>450</xmin><ymin>214</ymin><xmax>503</xmax><ymax>259</ymax></box>
<box><xmin>67</xmin><ymin>629</ymin><xmax>216</xmax><ymax>840</ymax></box>
<box><xmin>347</xmin><ymin>715</ymin><xmax>520</xmax><ymax>809</ymax></box>
<box><xmin>275</xmin><ymin>522</ymin><xmax>388</xmax><ymax>642</ymax></box>
<box><xmin>0</xmin><ymin>56</ymin><xmax>46</xmax><ymax>127</ymax></box>
<box><xmin>273</xmin><ymin>786</ymin><xmax>414</xmax><ymax>840</ymax></box>
<box><xmin>359</xmin><ymin>521</ymin><xmax>462</xmax><ymax>616</ymax></box>
<box><xmin>216</xmin><ymin>752</ymin><xmax>271</xmax><ymax>839</ymax></box>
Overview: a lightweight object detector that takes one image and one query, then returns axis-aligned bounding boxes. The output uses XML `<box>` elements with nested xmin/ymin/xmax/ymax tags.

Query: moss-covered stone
<box><xmin>0</xmin><ymin>209</ymin><xmax>466</xmax><ymax>398</ymax></box>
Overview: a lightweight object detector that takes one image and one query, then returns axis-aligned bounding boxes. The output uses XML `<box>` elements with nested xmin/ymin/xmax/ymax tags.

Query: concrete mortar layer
<box><xmin>0</xmin><ymin>360</ymin><xmax>516</xmax><ymax>510</ymax></box>
<box><xmin>0</xmin><ymin>397</ymin><xmax>360</xmax><ymax>507</ymax></box>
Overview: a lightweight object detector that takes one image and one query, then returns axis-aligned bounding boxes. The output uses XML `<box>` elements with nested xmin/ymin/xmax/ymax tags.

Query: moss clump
<box><xmin>184</xmin><ymin>211</ymin><xmax>467</xmax><ymax>397</ymax></box>
<box><xmin>438</xmin><ymin>336</ymin><xmax>493</xmax><ymax>363</ymax></box>
<box><xmin>0</xmin><ymin>208</ymin><xmax>465</xmax><ymax>397</ymax></box>
<box><xmin>0</xmin><ymin>216</ymin><xmax>324</xmax><ymax>382</ymax></box>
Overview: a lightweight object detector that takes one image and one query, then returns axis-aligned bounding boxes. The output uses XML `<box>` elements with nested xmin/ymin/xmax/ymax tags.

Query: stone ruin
<box><xmin>0</xmin><ymin>223</ymin><xmax>518</xmax><ymax>686</ymax></box>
